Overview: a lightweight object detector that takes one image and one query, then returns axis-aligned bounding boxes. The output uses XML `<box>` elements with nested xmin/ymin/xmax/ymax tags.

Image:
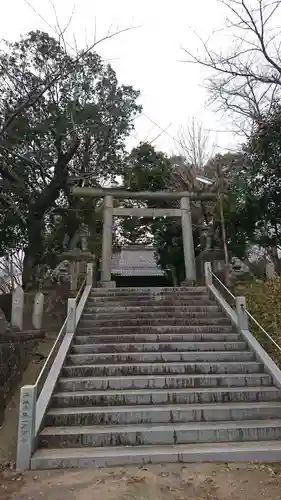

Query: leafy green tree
<box><xmin>203</xmin><ymin>152</ymin><xmax>253</xmax><ymax>260</ymax></box>
<box><xmin>121</xmin><ymin>142</ymin><xmax>203</xmax><ymax>281</ymax></box>
<box><xmin>0</xmin><ymin>31</ymin><xmax>141</xmax><ymax>287</ymax></box>
<box><xmin>240</xmin><ymin>107</ymin><xmax>281</xmax><ymax>272</ymax></box>
<box><xmin>123</xmin><ymin>142</ymin><xmax>172</xmax><ymax>193</ymax></box>
<box><xmin>206</xmin><ymin>119</ymin><xmax>281</xmax><ymax>274</ymax></box>
<box><xmin>119</xmin><ymin>142</ymin><xmax>173</xmax><ymax>245</ymax></box>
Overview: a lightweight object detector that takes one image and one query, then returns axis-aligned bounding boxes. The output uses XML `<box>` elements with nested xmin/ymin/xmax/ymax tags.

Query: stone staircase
<box><xmin>31</xmin><ymin>287</ymin><xmax>281</xmax><ymax>469</ymax></box>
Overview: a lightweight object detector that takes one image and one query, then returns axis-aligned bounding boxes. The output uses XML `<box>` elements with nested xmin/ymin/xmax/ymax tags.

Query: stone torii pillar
<box><xmin>101</xmin><ymin>194</ymin><xmax>115</xmax><ymax>288</ymax></box>
<box><xmin>180</xmin><ymin>196</ymin><xmax>196</xmax><ymax>284</ymax></box>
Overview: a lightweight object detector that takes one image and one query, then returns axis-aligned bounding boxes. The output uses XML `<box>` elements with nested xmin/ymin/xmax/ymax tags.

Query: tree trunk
<box><xmin>0</xmin><ymin>307</ymin><xmax>10</xmax><ymax>334</ymax></box>
<box><xmin>22</xmin><ymin>215</ymin><xmax>44</xmax><ymax>290</ymax></box>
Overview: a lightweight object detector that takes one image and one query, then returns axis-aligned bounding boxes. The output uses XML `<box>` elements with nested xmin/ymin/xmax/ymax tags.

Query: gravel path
<box><xmin>2</xmin><ymin>462</ymin><xmax>281</xmax><ymax>500</ymax></box>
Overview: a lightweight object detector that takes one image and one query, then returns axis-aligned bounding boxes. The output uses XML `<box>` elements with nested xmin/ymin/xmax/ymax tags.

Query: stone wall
<box><xmin>22</xmin><ymin>284</ymin><xmax>69</xmax><ymax>334</ymax></box>
<box><xmin>0</xmin><ymin>331</ymin><xmax>44</xmax><ymax>425</ymax></box>
<box><xmin>0</xmin><ymin>293</ymin><xmax>12</xmax><ymax>322</ymax></box>
<box><xmin>0</xmin><ymin>284</ymin><xmax>69</xmax><ymax>334</ymax></box>
<box><xmin>0</xmin><ymin>280</ymin><xmax>82</xmax><ymax>424</ymax></box>
<box><xmin>0</xmin><ymin>284</ymin><xmax>69</xmax><ymax>425</ymax></box>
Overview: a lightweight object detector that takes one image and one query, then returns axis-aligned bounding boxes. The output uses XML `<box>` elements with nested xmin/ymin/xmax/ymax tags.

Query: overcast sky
<box><xmin>1</xmin><ymin>0</ymin><xmax>239</xmax><ymax>156</ymax></box>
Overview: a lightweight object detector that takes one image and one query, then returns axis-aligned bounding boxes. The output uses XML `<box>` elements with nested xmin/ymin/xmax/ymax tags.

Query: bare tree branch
<box><xmin>185</xmin><ymin>0</ymin><xmax>281</xmax><ymax>133</ymax></box>
<box><xmin>177</xmin><ymin>118</ymin><xmax>216</xmax><ymax>169</ymax></box>
<box><xmin>0</xmin><ymin>252</ymin><xmax>23</xmax><ymax>292</ymax></box>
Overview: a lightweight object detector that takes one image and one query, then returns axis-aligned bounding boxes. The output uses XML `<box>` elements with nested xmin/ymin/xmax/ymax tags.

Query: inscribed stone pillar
<box><xmin>32</xmin><ymin>291</ymin><xmax>44</xmax><ymax>330</ymax></box>
<box><xmin>70</xmin><ymin>261</ymin><xmax>78</xmax><ymax>292</ymax></box>
<box><xmin>101</xmin><ymin>195</ymin><xmax>113</xmax><ymax>285</ymax></box>
<box><xmin>11</xmin><ymin>286</ymin><xmax>24</xmax><ymax>330</ymax></box>
<box><xmin>180</xmin><ymin>196</ymin><xmax>196</xmax><ymax>284</ymax></box>
<box><xmin>266</xmin><ymin>260</ymin><xmax>276</xmax><ymax>280</ymax></box>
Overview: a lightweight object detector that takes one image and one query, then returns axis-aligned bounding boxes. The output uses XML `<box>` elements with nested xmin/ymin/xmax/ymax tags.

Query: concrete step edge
<box><xmin>71</xmin><ymin>341</ymin><xmax>246</xmax><ymax>347</ymax></box>
<box><xmin>77</xmin><ymin>326</ymin><xmax>235</xmax><ymax>332</ymax></box>
<box><xmin>87</xmin><ymin>306</ymin><xmax>220</xmax><ymax>311</ymax></box>
<box><xmin>87</xmin><ymin>301</ymin><xmax>217</xmax><ymax>307</ymax></box>
<box><xmin>52</xmin><ymin>386</ymin><xmax>280</xmax><ymax>398</ymax></box>
<box><xmin>89</xmin><ymin>292</ymin><xmax>209</xmax><ymax>294</ymax></box>
<box><xmin>30</xmin><ymin>441</ymin><xmax>281</xmax><ymax>469</ymax></box>
<box><xmin>87</xmin><ymin>297</ymin><xmax>212</xmax><ymax>302</ymax></box>
<box><xmin>40</xmin><ymin>419</ymin><xmax>281</xmax><ymax>437</ymax></box>
<box><xmin>67</xmin><ymin>350</ymin><xmax>254</xmax><ymax>359</ymax></box>
<box><xmin>79</xmin><ymin>320</ymin><xmax>231</xmax><ymax>324</ymax></box>
<box><xmin>47</xmin><ymin>401</ymin><xmax>281</xmax><ymax>416</ymax></box>
<box><xmin>76</xmin><ymin>329</ymin><xmax>236</xmax><ymax>335</ymax></box>
<box><xmin>88</xmin><ymin>294</ymin><xmax>211</xmax><ymax>300</ymax></box>
<box><xmin>73</xmin><ymin>334</ymin><xmax>241</xmax><ymax>342</ymax></box>
<box><xmin>88</xmin><ymin>296</ymin><xmax>211</xmax><ymax>300</ymax></box>
<box><xmin>59</xmin><ymin>373</ymin><xmax>269</xmax><ymax>383</ymax></box>
<box><xmin>63</xmin><ymin>361</ymin><xmax>261</xmax><ymax>369</ymax></box>
<box><xmin>91</xmin><ymin>285</ymin><xmax>206</xmax><ymax>293</ymax></box>
<box><xmin>83</xmin><ymin>311</ymin><xmax>224</xmax><ymax>316</ymax></box>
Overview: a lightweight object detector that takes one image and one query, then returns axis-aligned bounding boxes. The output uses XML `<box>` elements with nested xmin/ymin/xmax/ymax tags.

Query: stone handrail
<box><xmin>204</xmin><ymin>261</ymin><xmax>281</xmax><ymax>392</ymax></box>
<box><xmin>243</xmin><ymin>307</ymin><xmax>281</xmax><ymax>355</ymax></box>
<box><xmin>209</xmin><ymin>267</ymin><xmax>236</xmax><ymax>300</ymax></box>
<box><xmin>16</xmin><ymin>262</ymin><xmax>94</xmax><ymax>471</ymax></box>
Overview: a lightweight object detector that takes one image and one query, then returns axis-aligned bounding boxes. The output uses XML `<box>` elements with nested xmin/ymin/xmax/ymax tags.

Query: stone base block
<box><xmin>181</xmin><ymin>280</ymin><xmax>196</xmax><ymax>287</ymax></box>
<box><xmin>100</xmin><ymin>281</ymin><xmax>116</xmax><ymax>289</ymax></box>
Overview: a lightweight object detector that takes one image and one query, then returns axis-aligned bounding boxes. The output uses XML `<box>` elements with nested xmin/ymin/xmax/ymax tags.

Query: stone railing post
<box><xmin>66</xmin><ymin>297</ymin><xmax>76</xmax><ymax>334</ymax></box>
<box><xmin>236</xmin><ymin>296</ymin><xmax>249</xmax><ymax>330</ymax></box>
<box><xmin>204</xmin><ymin>262</ymin><xmax>213</xmax><ymax>286</ymax></box>
<box><xmin>11</xmin><ymin>286</ymin><xmax>24</xmax><ymax>330</ymax></box>
<box><xmin>86</xmin><ymin>262</ymin><xmax>93</xmax><ymax>286</ymax></box>
<box><xmin>16</xmin><ymin>384</ymin><xmax>37</xmax><ymax>470</ymax></box>
<box><xmin>32</xmin><ymin>291</ymin><xmax>44</xmax><ymax>330</ymax></box>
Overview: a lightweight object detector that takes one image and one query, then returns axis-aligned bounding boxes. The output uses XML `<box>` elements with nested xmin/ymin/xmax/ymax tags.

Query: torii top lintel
<box><xmin>71</xmin><ymin>187</ymin><xmax>217</xmax><ymax>201</ymax></box>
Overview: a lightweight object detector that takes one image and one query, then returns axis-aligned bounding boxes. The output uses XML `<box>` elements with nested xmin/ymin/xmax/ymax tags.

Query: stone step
<box><xmin>89</xmin><ymin>294</ymin><xmax>211</xmax><ymax>302</ymax></box>
<box><xmin>84</xmin><ymin>310</ymin><xmax>224</xmax><ymax>320</ymax></box>
<box><xmin>87</xmin><ymin>298</ymin><xmax>217</xmax><ymax>307</ymax></box>
<box><xmin>26</xmin><ymin>282</ymin><xmax>281</xmax><ymax>471</ymax></box>
<box><xmin>31</xmin><ymin>440</ymin><xmax>281</xmax><ymax>469</ymax></box>
<box><xmin>62</xmin><ymin>361</ymin><xmax>263</xmax><ymax>378</ymax></box>
<box><xmin>77</xmin><ymin>325</ymin><xmax>235</xmax><ymax>335</ymax></box>
<box><xmin>73</xmin><ymin>333</ymin><xmax>241</xmax><ymax>345</ymax></box>
<box><xmin>79</xmin><ymin>317</ymin><xmax>231</xmax><ymax>328</ymax></box>
<box><xmin>51</xmin><ymin>386</ymin><xmax>281</xmax><ymax>407</ymax></box>
<box><xmin>87</xmin><ymin>295</ymin><xmax>212</xmax><ymax>304</ymax></box>
<box><xmin>46</xmin><ymin>401</ymin><xmax>281</xmax><ymax>427</ymax></box>
<box><xmin>89</xmin><ymin>286</ymin><xmax>209</xmax><ymax>293</ymax></box>
<box><xmin>57</xmin><ymin>373</ymin><xmax>271</xmax><ymax>392</ymax></box>
<box><xmin>90</xmin><ymin>287</ymin><xmax>208</xmax><ymax>297</ymax></box>
<box><xmin>87</xmin><ymin>305</ymin><xmax>221</xmax><ymax>314</ymax></box>
<box><xmin>67</xmin><ymin>350</ymin><xmax>255</xmax><ymax>365</ymax></box>
<box><xmin>70</xmin><ymin>341</ymin><xmax>247</xmax><ymax>354</ymax></box>
<box><xmin>39</xmin><ymin>419</ymin><xmax>281</xmax><ymax>448</ymax></box>
<box><xmin>87</xmin><ymin>298</ymin><xmax>216</xmax><ymax>307</ymax></box>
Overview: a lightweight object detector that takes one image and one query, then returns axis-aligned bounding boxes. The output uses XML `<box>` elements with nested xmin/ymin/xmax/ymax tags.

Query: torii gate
<box><xmin>71</xmin><ymin>187</ymin><xmax>217</xmax><ymax>288</ymax></box>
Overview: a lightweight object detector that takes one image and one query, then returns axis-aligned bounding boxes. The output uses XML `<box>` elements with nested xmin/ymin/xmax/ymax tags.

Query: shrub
<box><xmin>234</xmin><ymin>278</ymin><xmax>281</xmax><ymax>366</ymax></box>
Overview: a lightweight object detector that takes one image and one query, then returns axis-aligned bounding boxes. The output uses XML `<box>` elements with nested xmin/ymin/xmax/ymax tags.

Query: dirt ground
<box><xmin>0</xmin><ymin>335</ymin><xmax>55</xmax><ymax>465</ymax></box>
<box><xmin>2</xmin><ymin>338</ymin><xmax>281</xmax><ymax>499</ymax></box>
<box><xmin>2</xmin><ymin>462</ymin><xmax>281</xmax><ymax>500</ymax></box>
